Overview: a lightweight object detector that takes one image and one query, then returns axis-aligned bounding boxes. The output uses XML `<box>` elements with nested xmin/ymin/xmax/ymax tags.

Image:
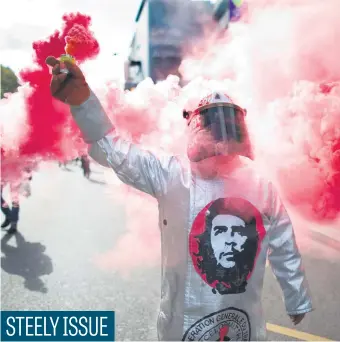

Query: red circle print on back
<box><xmin>189</xmin><ymin>197</ymin><xmax>266</xmax><ymax>295</ymax></box>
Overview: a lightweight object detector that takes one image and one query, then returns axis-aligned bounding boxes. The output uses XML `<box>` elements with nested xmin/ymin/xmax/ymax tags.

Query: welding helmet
<box><xmin>183</xmin><ymin>91</ymin><xmax>253</xmax><ymax>162</ymax></box>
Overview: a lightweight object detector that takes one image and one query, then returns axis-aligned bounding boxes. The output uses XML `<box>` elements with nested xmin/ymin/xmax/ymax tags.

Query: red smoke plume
<box><xmin>65</xmin><ymin>23</ymin><xmax>100</xmax><ymax>59</ymax></box>
<box><xmin>179</xmin><ymin>0</ymin><xmax>340</xmax><ymax>223</ymax></box>
<box><xmin>2</xmin><ymin>13</ymin><xmax>99</xmax><ymax>182</ymax></box>
<box><xmin>2</xmin><ymin>2</ymin><xmax>339</xmax><ymax>273</ymax></box>
<box><xmin>94</xmin><ymin>0</ymin><xmax>340</xmax><ymax>271</ymax></box>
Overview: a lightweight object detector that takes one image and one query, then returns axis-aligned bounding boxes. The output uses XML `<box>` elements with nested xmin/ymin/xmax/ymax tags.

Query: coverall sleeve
<box><xmin>70</xmin><ymin>90</ymin><xmax>175</xmax><ymax>198</ymax></box>
<box><xmin>267</xmin><ymin>186</ymin><xmax>313</xmax><ymax>315</ymax></box>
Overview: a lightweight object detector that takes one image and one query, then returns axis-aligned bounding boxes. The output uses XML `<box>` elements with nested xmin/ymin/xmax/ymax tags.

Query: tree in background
<box><xmin>1</xmin><ymin>65</ymin><xmax>20</xmax><ymax>99</ymax></box>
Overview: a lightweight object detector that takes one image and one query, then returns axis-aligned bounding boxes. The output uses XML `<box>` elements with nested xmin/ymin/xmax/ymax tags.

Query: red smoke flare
<box><xmin>2</xmin><ymin>13</ymin><xmax>99</xmax><ymax>182</ymax></box>
<box><xmin>65</xmin><ymin>23</ymin><xmax>99</xmax><ymax>59</ymax></box>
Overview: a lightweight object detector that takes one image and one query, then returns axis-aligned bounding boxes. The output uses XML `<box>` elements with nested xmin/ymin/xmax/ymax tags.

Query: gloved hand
<box><xmin>45</xmin><ymin>56</ymin><xmax>90</xmax><ymax>106</ymax></box>
<box><xmin>45</xmin><ymin>56</ymin><xmax>114</xmax><ymax>144</ymax></box>
<box><xmin>289</xmin><ymin>313</ymin><xmax>306</xmax><ymax>325</ymax></box>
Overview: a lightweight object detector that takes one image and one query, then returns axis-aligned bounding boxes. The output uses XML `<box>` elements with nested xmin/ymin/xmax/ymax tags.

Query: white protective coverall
<box><xmin>70</xmin><ymin>90</ymin><xmax>313</xmax><ymax>341</ymax></box>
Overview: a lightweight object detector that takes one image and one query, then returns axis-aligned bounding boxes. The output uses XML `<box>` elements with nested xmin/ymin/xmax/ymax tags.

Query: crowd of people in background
<box><xmin>1</xmin><ymin>154</ymin><xmax>91</xmax><ymax>235</ymax></box>
<box><xmin>58</xmin><ymin>154</ymin><xmax>91</xmax><ymax>178</ymax></box>
<box><xmin>1</xmin><ymin>65</ymin><xmax>93</xmax><ymax>235</ymax></box>
<box><xmin>1</xmin><ymin>167</ymin><xmax>32</xmax><ymax>234</ymax></box>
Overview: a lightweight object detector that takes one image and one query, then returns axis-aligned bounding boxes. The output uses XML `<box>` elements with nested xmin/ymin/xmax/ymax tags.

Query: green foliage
<box><xmin>1</xmin><ymin>65</ymin><xmax>20</xmax><ymax>99</ymax></box>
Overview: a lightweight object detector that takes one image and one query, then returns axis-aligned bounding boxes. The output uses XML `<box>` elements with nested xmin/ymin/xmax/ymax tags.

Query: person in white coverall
<box><xmin>45</xmin><ymin>56</ymin><xmax>313</xmax><ymax>341</ymax></box>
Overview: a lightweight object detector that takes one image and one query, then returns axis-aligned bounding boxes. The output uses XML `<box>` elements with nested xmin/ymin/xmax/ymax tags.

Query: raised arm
<box><xmin>46</xmin><ymin>56</ymin><xmax>176</xmax><ymax>198</ymax></box>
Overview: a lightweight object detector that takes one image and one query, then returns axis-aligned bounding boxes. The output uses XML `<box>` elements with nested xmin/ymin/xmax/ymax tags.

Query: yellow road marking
<box><xmin>266</xmin><ymin>323</ymin><xmax>334</xmax><ymax>341</ymax></box>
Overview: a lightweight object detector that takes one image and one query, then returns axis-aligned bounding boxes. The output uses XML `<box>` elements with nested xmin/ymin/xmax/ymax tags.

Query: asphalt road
<box><xmin>1</xmin><ymin>162</ymin><xmax>339</xmax><ymax>341</ymax></box>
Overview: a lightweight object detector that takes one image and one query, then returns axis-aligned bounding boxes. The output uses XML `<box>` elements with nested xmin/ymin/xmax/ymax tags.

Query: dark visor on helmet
<box><xmin>187</xmin><ymin>104</ymin><xmax>247</xmax><ymax>143</ymax></box>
